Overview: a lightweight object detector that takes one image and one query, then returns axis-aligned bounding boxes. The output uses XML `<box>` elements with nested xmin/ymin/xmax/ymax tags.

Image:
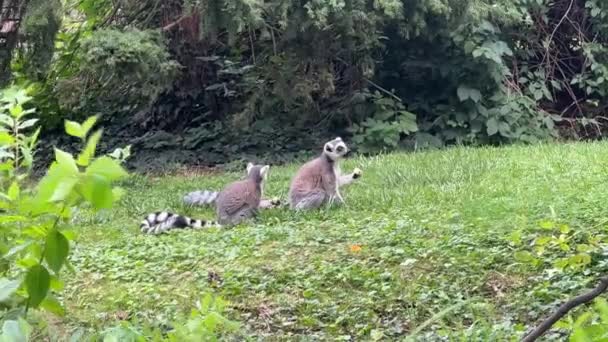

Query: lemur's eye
<box><xmin>336</xmin><ymin>146</ymin><xmax>344</xmax><ymax>152</ymax></box>
<box><xmin>325</xmin><ymin>146</ymin><xmax>333</xmax><ymax>152</ymax></box>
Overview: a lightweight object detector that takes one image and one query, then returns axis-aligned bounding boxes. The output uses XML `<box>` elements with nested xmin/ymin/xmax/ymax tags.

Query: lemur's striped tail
<box><xmin>140</xmin><ymin>211</ymin><xmax>220</xmax><ymax>235</ymax></box>
<box><xmin>183</xmin><ymin>190</ymin><xmax>219</xmax><ymax>206</ymax></box>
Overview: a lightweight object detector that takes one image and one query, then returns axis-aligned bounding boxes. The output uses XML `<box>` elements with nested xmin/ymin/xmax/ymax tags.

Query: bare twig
<box><xmin>541</xmin><ymin>0</ymin><xmax>574</xmax><ymax>67</ymax></box>
<box><xmin>248</xmin><ymin>26</ymin><xmax>256</xmax><ymax>64</ymax></box>
<box><xmin>162</xmin><ymin>15</ymin><xmax>189</xmax><ymax>32</ymax></box>
<box><xmin>522</xmin><ymin>276</ymin><xmax>608</xmax><ymax>342</ymax></box>
<box><xmin>363</xmin><ymin>78</ymin><xmax>402</xmax><ymax>103</ymax></box>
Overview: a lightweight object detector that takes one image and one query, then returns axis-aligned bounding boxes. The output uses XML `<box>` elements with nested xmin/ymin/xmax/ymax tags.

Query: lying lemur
<box><xmin>289</xmin><ymin>137</ymin><xmax>362</xmax><ymax>210</ymax></box>
<box><xmin>140</xmin><ymin>163</ymin><xmax>272</xmax><ymax>234</ymax></box>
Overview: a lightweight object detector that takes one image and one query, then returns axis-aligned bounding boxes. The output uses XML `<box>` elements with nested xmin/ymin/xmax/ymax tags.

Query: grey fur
<box><xmin>216</xmin><ymin>164</ymin><xmax>268</xmax><ymax>225</ymax></box>
<box><xmin>183</xmin><ymin>165</ymin><xmax>280</xmax><ymax>208</ymax></box>
<box><xmin>288</xmin><ymin>137</ymin><xmax>361</xmax><ymax>210</ymax></box>
<box><xmin>183</xmin><ymin>190</ymin><xmax>219</xmax><ymax>206</ymax></box>
<box><xmin>141</xmin><ymin>163</ymin><xmax>272</xmax><ymax>234</ymax></box>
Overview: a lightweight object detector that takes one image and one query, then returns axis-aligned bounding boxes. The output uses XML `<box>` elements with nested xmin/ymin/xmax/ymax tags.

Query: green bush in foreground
<box><xmin>0</xmin><ymin>85</ymin><xmax>128</xmax><ymax>338</ymax></box>
<box><xmin>0</xmin><ymin>84</ymin><xmax>240</xmax><ymax>340</ymax></box>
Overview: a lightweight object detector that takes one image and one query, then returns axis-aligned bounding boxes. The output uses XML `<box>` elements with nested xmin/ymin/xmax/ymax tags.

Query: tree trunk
<box><xmin>0</xmin><ymin>0</ymin><xmax>29</xmax><ymax>87</ymax></box>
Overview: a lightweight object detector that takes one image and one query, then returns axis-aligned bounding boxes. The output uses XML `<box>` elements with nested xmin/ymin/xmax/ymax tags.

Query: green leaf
<box><xmin>9</xmin><ymin>104</ymin><xmax>24</xmax><ymax>118</ymax></box>
<box><xmin>28</xmin><ymin>126</ymin><xmax>41</xmax><ymax>149</ymax></box>
<box><xmin>86</xmin><ymin>156</ymin><xmax>128</xmax><ymax>182</ymax></box>
<box><xmin>49</xmin><ymin>177</ymin><xmax>79</xmax><ymax>202</ymax></box>
<box><xmin>18</xmin><ymin>119</ymin><xmax>38</xmax><ymax>130</ymax></box>
<box><xmin>33</xmin><ymin>163</ymin><xmax>67</xmax><ymax>212</ymax></box>
<box><xmin>54</xmin><ymin>148</ymin><xmax>79</xmax><ymax>175</ymax></box>
<box><xmin>7</xmin><ymin>182</ymin><xmax>19</xmax><ymax>201</ymax></box>
<box><xmin>25</xmin><ymin>264</ymin><xmax>50</xmax><ymax>308</ymax></box>
<box><xmin>486</xmin><ymin>118</ymin><xmax>498</xmax><ymax>136</ymax></box>
<box><xmin>64</xmin><ymin>120</ymin><xmax>83</xmax><ymax>138</ymax></box>
<box><xmin>112</xmin><ymin>187</ymin><xmax>126</xmax><ymax>202</ymax></box>
<box><xmin>371</xmin><ymin>329</ymin><xmax>384</xmax><ymax>341</ymax></box>
<box><xmin>0</xmin><ymin>86</ymin><xmax>31</xmax><ymax>106</ymax></box>
<box><xmin>40</xmin><ymin>294</ymin><xmax>65</xmax><ymax>316</ymax></box>
<box><xmin>45</xmin><ymin>230</ymin><xmax>70</xmax><ymax>273</ymax></box>
<box><xmin>77</xmin><ymin>129</ymin><xmax>102</xmax><ymax>166</ymax></box>
<box><xmin>514</xmin><ymin>251</ymin><xmax>534</xmax><ymax>263</ymax></box>
<box><xmin>539</xmin><ymin>220</ymin><xmax>555</xmax><ymax>229</ymax></box>
<box><xmin>1</xmin><ymin>319</ymin><xmax>31</xmax><ymax>342</ymax></box>
<box><xmin>89</xmin><ymin>175</ymin><xmax>113</xmax><ymax>209</ymax></box>
<box><xmin>19</xmin><ymin>146</ymin><xmax>33</xmax><ymax>167</ymax></box>
<box><xmin>50</xmin><ymin>275</ymin><xmax>65</xmax><ymax>291</ymax></box>
<box><xmin>457</xmin><ymin>86</ymin><xmax>482</xmax><ymax>103</ymax></box>
<box><xmin>0</xmin><ymin>132</ymin><xmax>14</xmax><ymax>145</ymax></box>
<box><xmin>0</xmin><ymin>278</ymin><xmax>20</xmax><ymax>302</ymax></box>
<box><xmin>80</xmin><ymin>116</ymin><xmax>98</xmax><ymax>137</ymax></box>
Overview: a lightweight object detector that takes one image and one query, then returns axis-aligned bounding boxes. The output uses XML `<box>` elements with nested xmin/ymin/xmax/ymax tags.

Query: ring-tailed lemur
<box><xmin>183</xmin><ymin>166</ymin><xmax>280</xmax><ymax>209</ymax></box>
<box><xmin>288</xmin><ymin>137</ymin><xmax>362</xmax><ymax>210</ymax></box>
<box><xmin>141</xmin><ymin>163</ymin><xmax>272</xmax><ymax>234</ymax></box>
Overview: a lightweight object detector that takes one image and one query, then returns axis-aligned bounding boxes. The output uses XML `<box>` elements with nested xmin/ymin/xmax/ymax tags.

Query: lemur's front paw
<box><xmin>270</xmin><ymin>197</ymin><xmax>282</xmax><ymax>207</ymax></box>
<box><xmin>353</xmin><ymin>167</ymin><xmax>362</xmax><ymax>179</ymax></box>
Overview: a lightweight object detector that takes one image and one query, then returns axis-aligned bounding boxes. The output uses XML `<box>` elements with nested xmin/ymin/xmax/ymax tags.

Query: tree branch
<box><xmin>522</xmin><ymin>276</ymin><xmax>608</xmax><ymax>342</ymax></box>
<box><xmin>162</xmin><ymin>15</ymin><xmax>190</xmax><ymax>32</ymax></box>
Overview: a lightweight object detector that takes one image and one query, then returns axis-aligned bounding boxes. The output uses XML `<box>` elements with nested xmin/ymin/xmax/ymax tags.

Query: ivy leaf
<box><xmin>64</xmin><ymin>120</ymin><xmax>83</xmax><ymax>138</ymax></box>
<box><xmin>45</xmin><ymin>230</ymin><xmax>70</xmax><ymax>273</ymax></box>
<box><xmin>486</xmin><ymin>118</ymin><xmax>498</xmax><ymax>136</ymax></box>
<box><xmin>0</xmin><ymin>278</ymin><xmax>20</xmax><ymax>302</ymax></box>
<box><xmin>25</xmin><ymin>264</ymin><xmax>50</xmax><ymax>308</ymax></box>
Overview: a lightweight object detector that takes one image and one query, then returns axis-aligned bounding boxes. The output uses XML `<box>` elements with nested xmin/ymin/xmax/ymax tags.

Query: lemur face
<box><xmin>323</xmin><ymin>137</ymin><xmax>348</xmax><ymax>161</ymax></box>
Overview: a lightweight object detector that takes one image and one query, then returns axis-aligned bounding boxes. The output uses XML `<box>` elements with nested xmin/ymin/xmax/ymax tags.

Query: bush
<box><xmin>0</xmin><ymin>85</ymin><xmax>128</xmax><ymax>337</ymax></box>
<box><xmin>56</xmin><ymin>29</ymin><xmax>179</xmax><ymax>119</ymax></box>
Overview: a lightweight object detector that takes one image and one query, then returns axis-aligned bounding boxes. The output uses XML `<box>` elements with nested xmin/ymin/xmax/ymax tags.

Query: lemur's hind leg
<box><xmin>293</xmin><ymin>191</ymin><xmax>327</xmax><ymax>210</ymax></box>
<box><xmin>219</xmin><ymin>207</ymin><xmax>258</xmax><ymax>226</ymax></box>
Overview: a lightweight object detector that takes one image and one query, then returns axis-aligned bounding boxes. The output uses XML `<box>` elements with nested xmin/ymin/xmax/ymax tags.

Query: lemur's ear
<box><xmin>260</xmin><ymin>165</ymin><xmax>270</xmax><ymax>178</ymax></box>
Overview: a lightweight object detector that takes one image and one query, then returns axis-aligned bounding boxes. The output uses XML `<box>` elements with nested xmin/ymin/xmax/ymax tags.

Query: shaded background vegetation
<box><xmin>2</xmin><ymin>0</ymin><xmax>608</xmax><ymax>171</ymax></box>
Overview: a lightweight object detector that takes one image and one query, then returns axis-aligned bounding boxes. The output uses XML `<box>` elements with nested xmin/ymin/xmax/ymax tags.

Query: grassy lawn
<box><xmin>50</xmin><ymin>142</ymin><xmax>608</xmax><ymax>340</ymax></box>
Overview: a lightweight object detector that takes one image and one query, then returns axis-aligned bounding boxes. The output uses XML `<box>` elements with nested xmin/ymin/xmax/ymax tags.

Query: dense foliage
<box><xmin>0</xmin><ymin>0</ymin><xmax>606</xmax><ymax>170</ymax></box>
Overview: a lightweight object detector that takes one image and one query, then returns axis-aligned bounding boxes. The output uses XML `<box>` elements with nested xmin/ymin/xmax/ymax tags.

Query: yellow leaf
<box><xmin>349</xmin><ymin>244</ymin><xmax>362</xmax><ymax>253</ymax></box>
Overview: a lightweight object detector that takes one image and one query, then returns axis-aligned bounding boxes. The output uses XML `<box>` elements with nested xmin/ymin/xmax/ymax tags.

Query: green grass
<box><xmin>49</xmin><ymin>142</ymin><xmax>608</xmax><ymax>340</ymax></box>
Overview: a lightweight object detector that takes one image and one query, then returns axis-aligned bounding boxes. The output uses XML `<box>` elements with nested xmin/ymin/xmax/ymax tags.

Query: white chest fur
<box><xmin>333</xmin><ymin>162</ymin><xmax>341</xmax><ymax>192</ymax></box>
